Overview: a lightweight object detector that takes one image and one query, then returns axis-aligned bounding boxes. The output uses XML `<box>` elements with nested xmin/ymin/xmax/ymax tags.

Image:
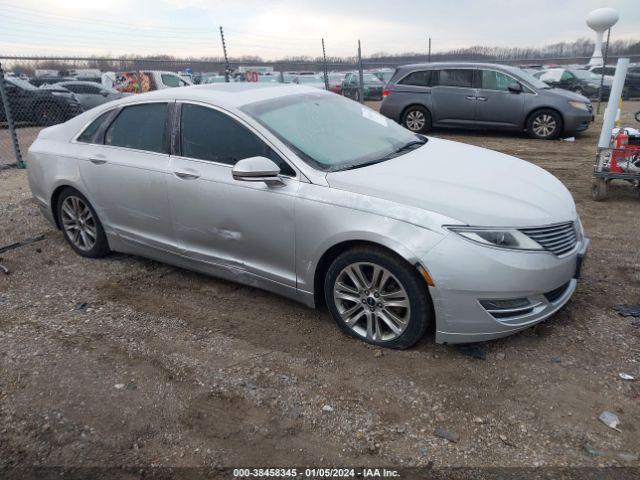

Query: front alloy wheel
<box><xmin>527</xmin><ymin>109</ymin><xmax>562</xmax><ymax>139</ymax></box>
<box><xmin>324</xmin><ymin>246</ymin><xmax>432</xmax><ymax>349</ymax></box>
<box><xmin>57</xmin><ymin>187</ymin><xmax>110</xmax><ymax>258</ymax></box>
<box><xmin>333</xmin><ymin>262</ymin><xmax>411</xmax><ymax>342</ymax></box>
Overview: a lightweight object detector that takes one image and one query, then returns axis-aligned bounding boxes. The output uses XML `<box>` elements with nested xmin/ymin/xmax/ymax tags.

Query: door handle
<box><xmin>89</xmin><ymin>158</ymin><xmax>107</xmax><ymax>165</ymax></box>
<box><xmin>465</xmin><ymin>95</ymin><xmax>476</xmax><ymax>100</ymax></box>
<box><xmin>174</xmin><ymin>171</ymin><xmax>200</xmax><ymax>180</ymax></box>
<box><xmin>477</xmin><ymin>96</ymin><xmax>488</xmax><ymax>101</ymax></box>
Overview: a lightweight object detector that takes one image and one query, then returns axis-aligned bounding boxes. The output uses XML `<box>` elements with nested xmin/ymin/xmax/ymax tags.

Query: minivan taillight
<box><xmin>382</xmin><ymin>89</ymin><xmax>391</xmax><ymax>98</ymax></box>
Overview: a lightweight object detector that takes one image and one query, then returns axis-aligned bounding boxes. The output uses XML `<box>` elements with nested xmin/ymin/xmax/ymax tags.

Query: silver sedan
<box><xmin>27</xmin><ymin>84</ymin><xmax>589</xmax><ymax>348</ymax></box>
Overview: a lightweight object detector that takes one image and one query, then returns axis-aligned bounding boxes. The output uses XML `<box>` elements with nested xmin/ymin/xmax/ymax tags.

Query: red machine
<box><xmin>592</xmin><ymin>127</ymin><xmax>640</xmax><ymax>200</ymax></box>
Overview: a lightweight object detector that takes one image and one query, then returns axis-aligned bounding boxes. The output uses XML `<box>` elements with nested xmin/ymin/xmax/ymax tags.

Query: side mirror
<box><xmin>507</xmin><ymin>82</ymin><xmax>523</xmax><ymax>93</ymax></box>
<box><xmin>232</xmin><ymin>156</ymin><xmax>284</xmax><ymax>186</ymax></box>
<box><xmin>99</xmin><ymin>90</ymin><xmax>109</xmax><ymax>97</ymax></box>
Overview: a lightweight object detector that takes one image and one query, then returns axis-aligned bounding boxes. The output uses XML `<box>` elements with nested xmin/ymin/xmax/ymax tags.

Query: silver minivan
<box><xmin>380</xmin><ymin>62</ymin><xmax>594</xmax><ymax>140</ymax></box>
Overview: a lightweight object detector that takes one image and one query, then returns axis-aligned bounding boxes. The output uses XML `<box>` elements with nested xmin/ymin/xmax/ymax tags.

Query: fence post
<box><xmin>357</xmin><ymin>40</ymin><xmax>364</xmax><ymax>104</ymax></box>
<box><xmin>322</xmin><ymin>38</ymin><xmax>329</xmax><ymax>90</ymax></box>
<box><xmin>220</xmin><ymin>26</ymin><xmax>230</xmax><ymax>83</ymax></box>
<box><xmin>428</xmin><ymin>37</ymin><xmax>432</xmax><ymax>63</ymax></box>
<box><xmin>0</xmin><ymin>63</ymin><xmax>25</xmax><ymax>169</ymax></box>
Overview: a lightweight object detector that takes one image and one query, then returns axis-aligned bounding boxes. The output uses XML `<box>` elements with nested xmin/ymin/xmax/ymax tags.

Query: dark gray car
<box><xmin>54</xmin><ymin>81</ymin><xmax>125</xmax><ymax>111</ymax></box>
<box><xmin>380</xmin><ymin>62</ymin><xmax>594</xmax><ymax>139</ymax></box>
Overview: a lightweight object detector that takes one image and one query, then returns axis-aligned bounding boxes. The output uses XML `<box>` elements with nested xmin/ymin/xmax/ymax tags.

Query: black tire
<box><xmin>592</xmin><ymin>178</ymin><xmax>608</xmax><ymax>201</ymax></box>
<box><xmin>56</xmin><ymin>187</ymin><xmax>110</xmax><ymax>258</ymax></box>
<box><xmin>324</xmin><ymin>246</ymin><xmax>432</xmax><ymax>349</ymax></box>
<box><xmin>526</xmin><ymin>109</ymin><xmax>563</xmax><ymax>140</ymax></box>
<box><xmin>402</xmin><ymin>105</ymin><xmax>432</xmax><ymax>133</ymax></box>
<box><xmin>635</xmin><ymin>110</ymin><xmax>640</xmax><ymax>123</ymax></box>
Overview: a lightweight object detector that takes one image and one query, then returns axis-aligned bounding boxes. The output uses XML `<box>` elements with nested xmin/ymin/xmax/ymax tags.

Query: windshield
<box><xmin>242</xmin><ymin>93</ymin><xmax>424</xmax><ymax>172</ymax></box>
<box><xmin>362</xmin><ymin>73</ymin><xmax>383</xmax><ymax>83</ymax></box>
<box><xmin>6</xmin><ymin>76</ymin><xmax>37</xmax><ymax>90</ymax></box>
<box><xmin>506</xmin><ymin>67</ymin><xmax>550</xmax><ymax>89</ymax></box>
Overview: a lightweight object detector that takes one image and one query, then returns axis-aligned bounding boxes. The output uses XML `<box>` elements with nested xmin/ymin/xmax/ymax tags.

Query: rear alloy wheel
<box><xmin>527</xmin><ymin>109</ymin><xmax>562</xmax><ymax>140</ymax></box>
<box><xmin>324</xmin><ymin>247</ymin><xmax>431</xmax><ymax>349</ymax></box>
<box><xmin>57</xmin><ymin>188</ymin><xmax>110</xmax><ymax>258</ymax></box>
<box><xmin>402</xmin><ymin>106</ymin><xmax>432</xmax><ymax>133</ymax></box>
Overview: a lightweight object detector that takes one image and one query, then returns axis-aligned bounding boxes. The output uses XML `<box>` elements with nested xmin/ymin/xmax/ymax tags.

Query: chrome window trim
<box><xmin>71</xmin><ymin>99</ymin><xmax>171</xmax><ymax>145</ymax></box>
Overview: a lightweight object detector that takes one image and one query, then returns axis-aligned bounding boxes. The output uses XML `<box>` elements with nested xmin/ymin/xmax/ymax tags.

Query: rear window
<box><xmin>434</xmin><ymin>69</ymin><xmax>474</xmax><ymax>88</ymax></box>
<box><xmin>399</xmin><ymin>70</ymin><xmax>431</xmax><ymax>87</ymax></box>
<box><xmin>104</xmin><ymin>103</ymin><xmax>168</xmax><ymax>153</ymax></box>
<box><xmin>77</xmin><ymin>110</ymin><xmax>115</xmax><ymax>144</ymax></box>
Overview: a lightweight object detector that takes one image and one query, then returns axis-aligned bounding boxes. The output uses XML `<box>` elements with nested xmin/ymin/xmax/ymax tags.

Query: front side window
<box><xmin>104</xmin><ymin>103</ymin><xmax>167</xmax><ymax>153</ymax></box>
<box><xmin>481</xmin><ymin>70</ymin><xmax>516</xmax><ymax>91</ymax></box>
<box><xmin>242</xmin><ymin>93</ymin><xmax>423</xmax><ymax>172</ymax></box>
<box><xmin>180</xmin><ymin>103</ymin><xmax>295</xmax><ymax>175</ymax></box>
<box><xmin>561</xmin><ymin>71</ymin><xmax>574</xmax><ymax>81</ymax></box>
<box><xmin>434</xmin><ymin>69</ymin><xmax>474</xmax><ymax>88</ymax></box>
<box><xmin>77</xmin><ymin>110</ymin><xmax>115</xmax><ymax>144</ymax></box>
<box><xmin>400</xmin><ymin>70</ymin><xmax>431</xmax><ymax>87</ymax></box>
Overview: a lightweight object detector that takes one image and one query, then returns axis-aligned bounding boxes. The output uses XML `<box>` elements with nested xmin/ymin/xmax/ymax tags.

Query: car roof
<box><xmin>398</xmin><ymin>62</ymin><xmax>514</xmax><ymax>70</ymax></box>
<box><xmin>108</xmin><ymin>83</ymin><xmax>329</xmax><ymax>109</ymax></box>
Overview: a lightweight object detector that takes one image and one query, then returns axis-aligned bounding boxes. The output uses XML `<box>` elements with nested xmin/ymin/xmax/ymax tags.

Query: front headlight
<box><xmin>568</xmin><ymin>100</ymin><xmax>589</xmax><ymax>111</ymax></box>
<box><xmin>446</xmin><ymin>226</ymin><xmax>544</xmax><ymax>251</ymax></box>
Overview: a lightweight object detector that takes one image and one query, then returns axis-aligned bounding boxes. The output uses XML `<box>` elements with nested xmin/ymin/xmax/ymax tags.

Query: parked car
<box><xmin>1</xmin><ymin>76</ymin><xmax>82</xmax><ymax>125</ymax></box>
<box><xmin>583</xmin><ymin>65</ymin><xmax>614</xmax><ymax>86</ymax></box>
<box><xmin>342</xmin><ymin>72</ymin><xmax>384</xmax><ymax>101</ymax></box>
<box><xmin>370</xmin><ymin>68</ymin><xmax>395</xmax><ymax>84</ymax></box>
<box><xmin>54</xmin><ymin>81</ymin><xmax>125</xmax><ymax>111</ymax></box>
<box><xmin>327</xmin><ymin>73</ymin><xmax>346</xmax><ymax>94</ymax></box>
<box><xmin>30</xmin><ymin>76</ymin><xmax>74</xmax><ymax>87</ymax></box>
<box><xmin>585</xmin><ymin>64</ymin><xmax>640</xmax><ymax>99</ymax></box>
<box><xmin>293</xmin><ymin>74</ymin><xmax>326</xmax><ymax>89</ymax></box>
<box><xmin>26</xmin><ymin>84</ymin><xmax>588</xmax><ymax>348</ymax></box>
<box><xmin>103</xmin><ymin>71</ymin><xmax>192</xmax><ymax>93</ymax></box>
<box><xmin>533</xmin><ymin>68</ymin><xmax>610</xmax><ymax>100</ymax></box>
<box><xmin>283</xmin><ymin>71</ymin><xmax>316</xmax><ymax>83</ymax></box>
<box><xmin>380</xmin><ymin>62</ymin><xmax>594</xmax><ymax>140</ymax></box>
<box><xmin>200</xmin><ymin>73</ymin><xmax>228</xmax><ymax>84</ymax></box>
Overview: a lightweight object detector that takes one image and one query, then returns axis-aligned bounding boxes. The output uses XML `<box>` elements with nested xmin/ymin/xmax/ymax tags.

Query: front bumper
<box><xmin>422</xmin><ymin>233</ymin><xmax>589</xmax><ymax>344</ymax></box>
<box><xmin>564</xmin><ymin>110</ymin><xmax>594</xmax><ymax>134</ymax></box>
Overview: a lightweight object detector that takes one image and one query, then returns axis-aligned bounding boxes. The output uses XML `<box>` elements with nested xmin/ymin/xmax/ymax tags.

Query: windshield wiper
<box><xmin>336</xmin><ymin>139</ymin><xmax>427</xmax><ymax>171</ymax></box>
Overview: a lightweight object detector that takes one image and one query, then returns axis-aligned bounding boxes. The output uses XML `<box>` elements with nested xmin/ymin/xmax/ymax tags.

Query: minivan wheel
<box><xmin>57</xmin><ymin>188</ymin><xmax>110</xmax><ymax>258</ymax></box>
<box><xmin>324</xmin><ymin>246</ymin><xmax>432</xmax><ymax>349</ymax></box>
<box><xmin>402</xmin><ymin>106</ymin><xmax>432</xmax><ymax>133</ymax></box>
<box><xmin>527</xmin><ymin>109</ymin><xmax>562</xmax><ymax>140</ymax></box>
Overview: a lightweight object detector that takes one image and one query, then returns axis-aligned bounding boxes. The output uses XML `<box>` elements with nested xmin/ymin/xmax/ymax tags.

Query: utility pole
<box><xmin>219</xmin><ymin>26</ymin><xmax>230</xmax><ymax>83</ymax></box>
<box><xmin>322</xmin><ymin>38</ymin><xmax>329</xmax><ymax>90</ymax></box>
<box><xmin>428</xmin><ymin>37</ymin><xmax>432</xmax><ymax>63</ymax></box>
<box><xmin>596</xmin><ymin>27</ymin><xmax>611</xmax><ymax>115</ymax></box>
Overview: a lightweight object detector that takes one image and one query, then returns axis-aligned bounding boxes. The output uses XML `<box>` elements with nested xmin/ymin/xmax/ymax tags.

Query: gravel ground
<box><xmin>1</xmin><ymin>101</ymin><xmax>639</xmax><ymax>471</ymax></box>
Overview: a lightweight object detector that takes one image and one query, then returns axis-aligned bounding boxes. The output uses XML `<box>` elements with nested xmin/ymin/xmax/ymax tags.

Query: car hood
<box><xmin>325</xmin><ymin>137</ymin><xmax>577</xmax><ymax>227</ymax></box>
<box><xmin>547</xmin><ymin>88</ymin><xmax>591</xmax><ymax>102</ymax></box>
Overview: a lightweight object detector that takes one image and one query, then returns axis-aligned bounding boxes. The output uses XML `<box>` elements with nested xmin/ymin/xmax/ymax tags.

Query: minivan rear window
<box><xmin>434</xmin><ymin>69</ymin><xmax>474</xmax><ymax>88</ymax></box>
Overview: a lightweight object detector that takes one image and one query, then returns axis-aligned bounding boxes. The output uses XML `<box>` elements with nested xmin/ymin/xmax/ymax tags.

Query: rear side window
<box><xmin>77</xmin><ymin>110</ymin><xmax>115</xmax><ymax>144</ymax></box>
<box><xmin>180</xmin><ymin>103</ymin><xmax>295</xmax><ymax>176</ymax></box>
<box><xmin>399</xmin><ymin>70</ymin><xmax>431</xmax><ymax>87</ymax></box>
<box><xmin>434</xmin><ymin>69</ymin><xmax>474</xmax><ymax>87</ymax></box>
<box><xmin>105</xmin><ymin>103</ymin><xmax>168</xmax><ymax>153</ymax></box>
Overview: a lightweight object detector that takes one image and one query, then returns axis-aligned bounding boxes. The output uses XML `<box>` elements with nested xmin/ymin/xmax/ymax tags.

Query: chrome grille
<box><xmin>519</xmin><ymin>222</ymin><xmax>577</xmax><ymax>256</ymax></box>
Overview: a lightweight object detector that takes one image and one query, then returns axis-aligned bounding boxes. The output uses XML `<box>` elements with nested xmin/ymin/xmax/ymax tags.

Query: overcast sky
<box><xmin>1</xmin><ymin>0</ymin><xmax>638</xmax><ymax>59</ymax></box>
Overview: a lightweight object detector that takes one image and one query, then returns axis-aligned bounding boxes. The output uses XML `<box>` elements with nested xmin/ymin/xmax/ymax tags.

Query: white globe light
<box><xmin>586</xmin><ymin>8</ymin><xmax>619</xmax><ymax>66</ymax></box>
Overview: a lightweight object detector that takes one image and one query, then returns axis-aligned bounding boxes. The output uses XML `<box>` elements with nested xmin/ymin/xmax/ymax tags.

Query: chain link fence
<box><xmin>1</xmin><ymin>53</ymin><xmax>639</xmax><ymax>169</ymax></box>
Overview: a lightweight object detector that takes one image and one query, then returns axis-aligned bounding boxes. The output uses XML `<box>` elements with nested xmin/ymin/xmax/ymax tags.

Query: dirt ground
<box><xmin>1</xmin><ymin>101</ymin><xmax>639</xmax><ymax>473</ymax></box>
